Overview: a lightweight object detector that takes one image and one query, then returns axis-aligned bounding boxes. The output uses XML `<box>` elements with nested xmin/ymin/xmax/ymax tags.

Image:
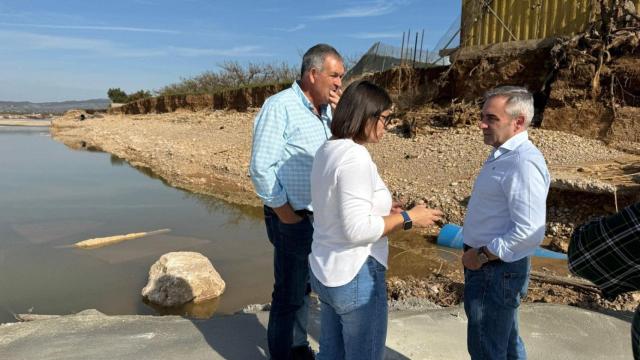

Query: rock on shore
<box><xmin>142</xmin><ymin>252</ymin><xmax>225</xmax><ymax>306</ymax></box>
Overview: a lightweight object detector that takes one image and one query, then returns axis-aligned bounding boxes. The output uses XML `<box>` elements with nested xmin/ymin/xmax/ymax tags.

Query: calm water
<box><xmin>0</xmin><ymin>126</ymin><xmax>273</xmax><ymax>323</ymax></box>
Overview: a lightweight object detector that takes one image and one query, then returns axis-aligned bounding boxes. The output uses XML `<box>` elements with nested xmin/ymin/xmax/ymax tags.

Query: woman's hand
<box><xmin>390</xmin><ymin>199</ymin><xmax>405</xmax><ymax>215</ymax></box>
<box><xmin>407</xmin><ymin>204</ymin><xmax>443</xmax><ymax>228</ymax></box>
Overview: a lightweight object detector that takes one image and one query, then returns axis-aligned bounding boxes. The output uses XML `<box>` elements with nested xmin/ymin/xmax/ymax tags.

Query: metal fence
<box><xmin>345</xmin><ymin>19</ymin><xmax>461</xmax><ymax>80</ymax></box>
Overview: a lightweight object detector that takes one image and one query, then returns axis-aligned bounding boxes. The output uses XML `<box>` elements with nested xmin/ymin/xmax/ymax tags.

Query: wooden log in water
<box><xmin>15</xmin><ymin>314</ymin><xmax>61</xmax><ymax>322</ymax></box>
<box><xmin>73</xmin><ymin>228</ymin><xmax>171</xmax><ymax>249</ymax></box>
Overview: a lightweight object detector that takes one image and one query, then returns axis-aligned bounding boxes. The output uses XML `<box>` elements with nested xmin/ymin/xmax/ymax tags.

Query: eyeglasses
<box><xmin>378</xmin><ymin>114</ymin><xmax>392</xmax><ymax>126</ymax></box>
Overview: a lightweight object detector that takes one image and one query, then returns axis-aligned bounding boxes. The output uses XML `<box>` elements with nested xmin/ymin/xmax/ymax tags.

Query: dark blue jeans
<box><xmin>264</xmin><ymin>206</ymin><xmax>313</xmax><ymax>360</ymax></box>
<box><xmin>464</xmin><ymin>256</ymin><xmax>530</xmax><ymax>360</ymax></box>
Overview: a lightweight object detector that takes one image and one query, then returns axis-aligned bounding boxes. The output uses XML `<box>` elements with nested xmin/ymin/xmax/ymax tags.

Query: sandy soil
<box><xmin>50</xmin><ymin>109</ymin><xmax>640</xmax><ymax>313</ymax></box>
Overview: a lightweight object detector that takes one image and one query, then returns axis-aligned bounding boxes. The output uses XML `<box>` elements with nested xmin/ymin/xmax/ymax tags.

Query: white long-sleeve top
<box><xmin>310</xmin><ymin>138</ymin><xmax>391</xmax><ymax>287</ymax></box>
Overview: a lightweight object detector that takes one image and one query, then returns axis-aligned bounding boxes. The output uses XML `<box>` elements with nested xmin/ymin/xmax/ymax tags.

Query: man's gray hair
<box><xmin>301</xmin><ymin>44</ymin><xmax>343</xmax><ymax>78</ymax></box>
<box><xmin>484</xmin><ymin>86</ymin><xmax>534</xmax><ymax>127</ymax></box>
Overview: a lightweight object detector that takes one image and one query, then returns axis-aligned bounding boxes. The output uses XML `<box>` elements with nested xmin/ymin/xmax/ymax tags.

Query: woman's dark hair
<box><xmin>330</xmin><ymin>80</ymin><xmax>392</xmax><ymax>142</ymax></box>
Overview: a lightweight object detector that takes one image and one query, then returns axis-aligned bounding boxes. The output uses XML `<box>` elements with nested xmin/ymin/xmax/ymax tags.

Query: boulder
<box><xmin>141</xmin><ymin>252</ymin><xmax>225</xmax><ymax>307</ymax></box>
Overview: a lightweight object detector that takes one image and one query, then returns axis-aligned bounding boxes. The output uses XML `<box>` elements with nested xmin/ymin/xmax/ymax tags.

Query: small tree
<box><xmin>127</xmin><ymin>89</ymin><xmax>152</xmax><ymax>102</ymax></box>
<box><xmin>107</xmin><ymin>88</ymin><xmax>128</xmax><ymax>103</ymax></box>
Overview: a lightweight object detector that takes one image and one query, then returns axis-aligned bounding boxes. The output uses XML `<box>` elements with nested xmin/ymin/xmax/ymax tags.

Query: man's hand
<box><xmin>329</xmin><ymin>88</ymin><xmax>342</xmax><ymax>111</ymax></box>
<box><xmin>462</xmin><ymin>249</ymin><xmax>484</xmax><ymax>270</ymax></box>
<box><xmin>272</xmin><ymin>204</ymin><xmax>303</xmax><ymax>224</ymax></box>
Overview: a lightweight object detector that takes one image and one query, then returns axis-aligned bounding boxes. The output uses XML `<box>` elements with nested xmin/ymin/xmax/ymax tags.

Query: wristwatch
<box><xmin>400</xmin><ymin>211</ymin><xmax>412</xmax><ymax>230</ymax></box>
<box><xmin>477</xmin><ymin>247</ymin><xmax>489</xmax><ymax>265</ymax></box>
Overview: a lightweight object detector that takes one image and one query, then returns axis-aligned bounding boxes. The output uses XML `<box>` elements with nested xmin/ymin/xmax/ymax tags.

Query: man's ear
<box><xmin>514</xmin><ymin>115</ymin><xmax>526</xmax><ymax>130</ymax></box>
<box><xmin>309</xmin><ymin>68</ymin><xmax>318</xmax><ymax>84</ymax></box>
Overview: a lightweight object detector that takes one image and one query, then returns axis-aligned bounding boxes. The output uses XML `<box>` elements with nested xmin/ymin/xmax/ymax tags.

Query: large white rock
<box><xmin>142</xmin><ymin>252</ymin><xmax>225</xmax><ymax>307</ymax></box>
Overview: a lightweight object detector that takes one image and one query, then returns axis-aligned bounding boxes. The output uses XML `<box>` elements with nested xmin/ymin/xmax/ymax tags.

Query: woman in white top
<box><xmin>309</xmin><ymin>80</ymin><xmax>443</xmax><ymax>360</ymax></box>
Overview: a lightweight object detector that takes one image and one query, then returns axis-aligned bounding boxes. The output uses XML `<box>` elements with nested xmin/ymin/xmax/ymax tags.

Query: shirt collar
<box><xmin>490</xmin><ymin>131</ymin><xmax>528</xmax><ymax>159</ymax></box>
<box><xmin>292</xmin><ymin>81</ymin><xmax>330</xmax><ymax>118</ymax></box>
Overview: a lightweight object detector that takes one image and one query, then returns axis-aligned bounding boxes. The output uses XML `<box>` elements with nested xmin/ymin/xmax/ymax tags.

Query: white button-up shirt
<box><xmin>462</xmin><ymin>131</ymin><xmax>550</xmax><ymax>262</ymax></box>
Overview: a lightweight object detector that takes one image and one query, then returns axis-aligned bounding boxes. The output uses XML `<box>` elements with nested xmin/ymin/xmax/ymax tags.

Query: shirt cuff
<box><xmin>262</xmin><ymin>195</ymin><xmax>287</xmax><ymax>209</ymax></box>
<box><xmin>486</xmin><ymin>240</ymin><xmax>509</xmax><ymax>262</ymax></box>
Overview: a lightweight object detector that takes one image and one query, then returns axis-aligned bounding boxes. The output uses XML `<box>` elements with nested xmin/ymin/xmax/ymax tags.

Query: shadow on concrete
<box><xmin>144</xmin><ymin>274</ymin><xmax>269</xmax><ymax>358</ymax></box>
<box><xmin>591</xmin><ymin>307</ymin><xmax>636</xmax><ymax>324</ymax></box>
<box><xmin>305</xmin><ymin>303</ymin><xmax>412</xmax><ymax>360</ymax></box>
<box><xmin>192</xmin><ymin>312</ymin><xmax>270</xmax><ymax>359</ymax></box>
<box><xmin>191</xmin><ymin>304</ymin><xmax>411</xmax><ymax>360</ymax></box>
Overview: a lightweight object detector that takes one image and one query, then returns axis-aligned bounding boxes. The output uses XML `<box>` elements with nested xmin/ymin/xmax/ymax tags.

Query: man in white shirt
<box><xmin>461</xmin><ymin>86</ymin><xmax>550</xmax><ymax>359</ymax></box>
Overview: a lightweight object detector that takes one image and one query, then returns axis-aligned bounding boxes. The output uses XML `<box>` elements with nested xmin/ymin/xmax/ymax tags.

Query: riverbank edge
<box><xmin>50</xmin><ymin>114</ymin><xmax>261</xmax><ymax>210</ymax></box>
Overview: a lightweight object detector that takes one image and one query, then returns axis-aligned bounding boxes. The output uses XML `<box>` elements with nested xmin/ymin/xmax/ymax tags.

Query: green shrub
<box><xmin>127</xmin><ymin>89</ymin><xmax>153</xmax><ymax>102</ymax></box>
<box><xmin>107</xmin><ymin>88</ymin><xmax>128</xmax><ymax>103</ymax></box>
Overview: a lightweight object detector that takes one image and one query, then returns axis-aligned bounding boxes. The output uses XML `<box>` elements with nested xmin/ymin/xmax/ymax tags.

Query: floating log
<box><xmin>73</xmin><ymin>229</ymin><xmax>171</xmax><ymax>249</ymax></box>
<box><xmin>15</xmin><ymin>314</ymin><xmax>61</xmax><ymax>322</ymax></box>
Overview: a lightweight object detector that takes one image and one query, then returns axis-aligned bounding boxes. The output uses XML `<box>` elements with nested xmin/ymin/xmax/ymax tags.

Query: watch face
<box><xmin>403</xmin><ymin>220</ymin><xmax>412</xmax><ymax>230</ymax></box>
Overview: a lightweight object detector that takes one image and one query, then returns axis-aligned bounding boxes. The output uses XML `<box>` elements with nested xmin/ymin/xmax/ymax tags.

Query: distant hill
<box><xmin>0</xmin><ymin>99</ymin><xmax>110</xmax><ymax>114</ymax></box>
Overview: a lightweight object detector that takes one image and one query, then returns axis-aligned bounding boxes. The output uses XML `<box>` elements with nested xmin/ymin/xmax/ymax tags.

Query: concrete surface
<box><xmin>0</xmin><ymin>304</ymin><xmax>633</xmax><ymax>359</ymax></box>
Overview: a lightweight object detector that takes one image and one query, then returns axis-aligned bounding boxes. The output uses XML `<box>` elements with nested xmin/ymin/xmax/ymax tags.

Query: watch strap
<box><xmin>400</xmin><ymin>211</ymin><xmax>412</xmax><ymax>230</ymax></box>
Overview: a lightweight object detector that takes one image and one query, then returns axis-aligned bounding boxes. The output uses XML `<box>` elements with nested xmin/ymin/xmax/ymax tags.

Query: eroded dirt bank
<box><xmin>51</xmin><ymin>110</ymin><xmax>639</xmax><ymax>313</ymax></box>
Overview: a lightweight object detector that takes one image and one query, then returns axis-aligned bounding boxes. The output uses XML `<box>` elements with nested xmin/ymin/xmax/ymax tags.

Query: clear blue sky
<box><xmin>0</xmin><ymin>0</ymin><xmax>460</xmax><ymax>102</ymax></box>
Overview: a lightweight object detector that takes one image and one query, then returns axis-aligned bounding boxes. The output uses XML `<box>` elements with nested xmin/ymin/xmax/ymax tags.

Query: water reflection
<box><xmin>143</xmin><ymin>297</ymin><xmax>221</xmax><ymax>319</ymax></box>
<box><xmin>110</xmin><ymin>153</ymin><xmax>263</xmax><ymax>221</ymax></box>
<box><xmin>110</xmin><ymin>154</ymin><xmax>126</xmax><ymax>166</ymax></box>
<box><xmin>183</xmin><ymin>192</ymin><xmax>263</xmax><ymax>222</ymax></box>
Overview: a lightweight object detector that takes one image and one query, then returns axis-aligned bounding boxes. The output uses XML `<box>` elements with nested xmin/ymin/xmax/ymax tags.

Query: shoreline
<box><xmin>51</xmin><ymin>110</ymin><xmax>260</xmax><ymax>208</ymax></box>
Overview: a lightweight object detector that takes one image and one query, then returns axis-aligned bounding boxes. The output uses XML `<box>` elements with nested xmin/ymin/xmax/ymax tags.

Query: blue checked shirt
<box><xmin>250</xmin><ymin>81</ymin><xmax>332</xmax><ymax>210</ymax></box>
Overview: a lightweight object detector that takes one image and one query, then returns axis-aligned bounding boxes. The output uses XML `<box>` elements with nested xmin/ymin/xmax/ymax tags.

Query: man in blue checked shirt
<box><xmin>461</xmin><ymin>86</ymin><xmax>550</xmax><ymax>360</ymax></box>
<box><xmin>250</xmin><ymin>44</ymin><xmax>344</xmax><ymax>360</ymax></box>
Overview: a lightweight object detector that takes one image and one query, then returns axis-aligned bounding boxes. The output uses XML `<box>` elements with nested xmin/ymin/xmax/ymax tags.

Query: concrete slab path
<box><xmin>0</xmin><ymin>304</ymin><xmax>632</xmax><ymax>359</ymax></box>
